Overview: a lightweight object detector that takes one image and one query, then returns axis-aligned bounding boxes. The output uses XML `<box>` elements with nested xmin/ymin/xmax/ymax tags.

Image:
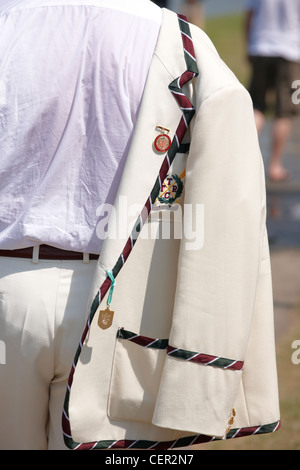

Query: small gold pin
<box><xmin>226</xmin><ymin>408</ymin><xmax>236</xmax><ymax>435</ymax></box>
<box><xmin>154</xmin><ymin>126</ymin><xmax>171</xmax><ymax>153</ymax></box>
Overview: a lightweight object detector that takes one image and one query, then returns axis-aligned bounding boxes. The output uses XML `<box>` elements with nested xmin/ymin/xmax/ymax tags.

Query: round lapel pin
<box><xmin>154</xmin><ymin>126</ymin><xmax>171</xmax><ymax>153</ymax></box>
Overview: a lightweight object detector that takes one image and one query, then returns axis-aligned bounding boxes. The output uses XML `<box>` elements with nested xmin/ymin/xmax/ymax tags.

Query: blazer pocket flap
<box><xmin>108</xmin><ymin>328</ymin><xmax>168</xmax><ymax>424</ymax></box>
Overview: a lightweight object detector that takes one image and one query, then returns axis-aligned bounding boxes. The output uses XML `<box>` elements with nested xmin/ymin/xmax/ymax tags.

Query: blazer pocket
<box><xmin>108</xmin><ymin>328</ymin><xmax>168</xmax><ymax>424</ymax></box>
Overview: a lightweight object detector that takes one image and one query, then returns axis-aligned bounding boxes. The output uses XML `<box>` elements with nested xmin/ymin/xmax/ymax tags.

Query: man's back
<box><xmin>0</xmin><ymin>0</ymin><xmax>161</xmax><ymax>254</ymax></box>
<box><xmin>246</xmin><ymin>0</ymin><xmax>300</xmax><ymax>60</ymax></box>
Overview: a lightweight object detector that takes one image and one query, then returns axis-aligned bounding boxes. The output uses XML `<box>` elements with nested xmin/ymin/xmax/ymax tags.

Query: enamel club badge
<box><xmin>154</xmin><ymin>126</ymin><xmax>171</xmax><ymax>153</ymax></box>
<box><xmin>157</xmin><ymin>174</ymin><xmax>183</xmax><ymax>205</ymax></box>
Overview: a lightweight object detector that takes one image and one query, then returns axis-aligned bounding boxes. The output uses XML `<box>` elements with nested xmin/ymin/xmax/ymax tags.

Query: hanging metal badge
<box><xmin>98</xmin><ymin>269</ymin><xmax>115</xmax><ymax>330</ymax></box>
<box><xmin>154</xmin><ymin>126</ymin><xmax>171</xmax><ymax>153</ymax></box>
<box><xmin>98</xmin><ymin>306</ymin><xmax>114</xmax><ymax>330</ymax></box>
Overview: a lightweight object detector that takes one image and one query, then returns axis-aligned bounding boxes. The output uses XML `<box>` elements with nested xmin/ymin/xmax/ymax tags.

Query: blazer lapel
<box><xmin>87</xmin><ymin>9</ymin><xmax>199</xmax><ymax>309</ymax></box>
<box><xmin>98</xmin><ymin>11</ymin><xmax>187</xmax><ymax>264</ymax></box>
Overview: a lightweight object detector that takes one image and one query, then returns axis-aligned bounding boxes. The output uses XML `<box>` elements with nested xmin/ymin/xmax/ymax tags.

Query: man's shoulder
<box><xmin>188</xmin><ymin>21</ymin><xmax>242</xmax><ymax>94</ymax></box>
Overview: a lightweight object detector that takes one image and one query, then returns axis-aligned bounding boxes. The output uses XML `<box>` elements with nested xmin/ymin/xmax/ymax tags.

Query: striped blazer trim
<box><xmin>116</xmin><ymin>328</ymin><xmax>244</xmax><ymax>371</ymax></box>
<box><xmin>61</xmin><ymin>419</ymin><xmax>281</xmax><ymax>450</ymax></box>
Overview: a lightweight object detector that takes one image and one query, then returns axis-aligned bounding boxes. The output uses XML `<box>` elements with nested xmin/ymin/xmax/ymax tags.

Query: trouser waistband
<box><xmin>0</xmin><ymin>245</ymin><xmax>99</xmax><ymax>263</ymax></box>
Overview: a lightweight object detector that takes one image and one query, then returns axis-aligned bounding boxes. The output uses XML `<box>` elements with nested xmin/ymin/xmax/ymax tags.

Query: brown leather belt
<box><xmin>0</xmin><ymin>244</ymin><xmax>99</xmax><ymax>260</ymax></box>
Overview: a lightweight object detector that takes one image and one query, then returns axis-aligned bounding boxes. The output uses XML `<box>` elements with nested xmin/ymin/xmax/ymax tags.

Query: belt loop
<box><xmin>83</xmin><ymin>253</ymin><xmax>89</xmax><ymax>264</ymax></box>
<box><xmin>32</xmin><ymin>246</ymin><xmax>39</xmax><ymax>264</ymax></box>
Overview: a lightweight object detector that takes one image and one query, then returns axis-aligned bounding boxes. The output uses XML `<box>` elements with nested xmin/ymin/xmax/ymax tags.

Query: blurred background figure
<box><xmin>180</xmin><ymin>0</ymin><xmax>206</xmax><ymax>28</ymax></box>
<box><xmin>167</xmin><ymin>0</ymin><xmax>206</xmax><ymax>28</ymax></box>
<box><xmin>245</xmin><ymin>0</ymin><xmax>300</xmax><ymax>182</ymax></box>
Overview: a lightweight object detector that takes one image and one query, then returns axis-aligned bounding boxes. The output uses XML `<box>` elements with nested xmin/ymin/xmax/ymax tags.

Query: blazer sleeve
<box><xmin>152</xmin><ymin>84</ymin><xmax>266</xmax><ymax>438</ymax></box>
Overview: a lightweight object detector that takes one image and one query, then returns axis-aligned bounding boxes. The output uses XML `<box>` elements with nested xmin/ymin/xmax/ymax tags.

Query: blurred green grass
<box><xmin>205</xmin><ymin>13</ymin><xmax>251</xmax><ymax>88</ymax></box>
<box><xmin>205</xmin><ymin>13</ymin><xmax>277</xmax><ymax>117</ymax></box>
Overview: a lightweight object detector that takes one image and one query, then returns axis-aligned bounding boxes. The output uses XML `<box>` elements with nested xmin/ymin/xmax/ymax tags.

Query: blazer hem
<box><xmin>62</xmin><ymin>420</ymin><xmax>281</xmax><ymax>450</ymax></box>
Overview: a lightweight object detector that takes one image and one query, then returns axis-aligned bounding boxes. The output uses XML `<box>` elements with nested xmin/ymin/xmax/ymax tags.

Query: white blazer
<box><xmin>62</xmin><ymin>9</ymin><xmax>280</xmax><ymax>449</ymax></box>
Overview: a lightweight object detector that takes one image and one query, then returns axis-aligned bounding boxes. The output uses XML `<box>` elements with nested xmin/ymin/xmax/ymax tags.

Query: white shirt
<box><xmin>0</xmin><ymin>0</ymin><xmax>162</xmax><ymax>253</ymax></box>
<box><xmin>246</xmin><ymin>0</ymin><xmax>300</xmax><ymax>61</ymax></box>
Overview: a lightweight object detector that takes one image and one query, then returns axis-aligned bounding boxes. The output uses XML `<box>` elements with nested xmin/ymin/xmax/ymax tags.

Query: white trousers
<box><xmin>0</xmin><ymin>255</ymin><xmax>97</xmax><ymax>450</ymax></box>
